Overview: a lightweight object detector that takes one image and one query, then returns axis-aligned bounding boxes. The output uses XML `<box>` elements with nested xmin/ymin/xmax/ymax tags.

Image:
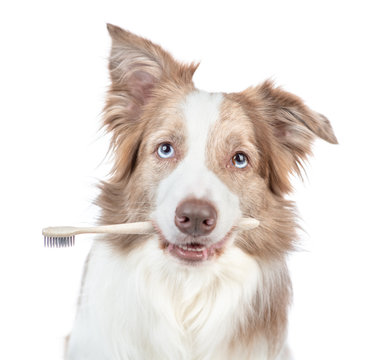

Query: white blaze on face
<box><xmin>152</xmin><ymin>90</ymin><xmax>241</xmax><ymax>245</ymax></box>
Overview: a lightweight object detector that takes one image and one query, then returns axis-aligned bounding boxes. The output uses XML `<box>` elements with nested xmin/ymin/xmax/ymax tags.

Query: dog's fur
<box><xmin>66</xmin><ymin>24</ymin><xmax>337</xmax><ymax>360</ymax></box>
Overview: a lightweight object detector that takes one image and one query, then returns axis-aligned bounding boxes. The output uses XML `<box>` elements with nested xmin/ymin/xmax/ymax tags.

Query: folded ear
<box><xmin>104</xmin><ymin>24</ymin><xmax>198</xmax><ymax>180</ymax></box>
<box><xmin>255</xmin><ymin>81</ymin><xmax>338</xmax><ymax>195</ymax></box>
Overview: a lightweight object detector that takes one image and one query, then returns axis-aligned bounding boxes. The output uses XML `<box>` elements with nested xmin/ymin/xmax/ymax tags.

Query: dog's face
<box><xmin>150</xmin><ymin>91</ymin><xmax>255</xmax><ymax>262</ymax></box>
<box><xmin>101</xmin><ymin>25</ymin><xmax>337</xmax><ymax>264</ymax></box>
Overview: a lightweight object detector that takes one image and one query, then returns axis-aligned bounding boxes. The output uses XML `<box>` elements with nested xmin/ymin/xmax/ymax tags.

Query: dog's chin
<box><xmin>155</xmin><ymin>227</ymin><xmax>233</xmax><ymax>264</ymax></box>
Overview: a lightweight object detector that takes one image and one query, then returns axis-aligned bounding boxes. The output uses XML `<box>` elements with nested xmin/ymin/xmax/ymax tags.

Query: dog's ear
<box><xmin>251</xmin><ymin>81</ymin><xmax>338</xmax><ymax>195</ymax></box>
<box><xmin>104</xmin><ymin>24</ymin><xmax>198</xmax><ymax>180</ymax></box>
<box><xmin>106</xmin><ymin>24</ymin><xmax>198</xmax><ymax>109</ymax></box>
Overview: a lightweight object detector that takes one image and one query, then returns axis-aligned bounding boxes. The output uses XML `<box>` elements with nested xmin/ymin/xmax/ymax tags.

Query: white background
<box><xmin>1</xmin><ymin>1</ymin><xmax>390</xmax><ymax>359</ymax></box>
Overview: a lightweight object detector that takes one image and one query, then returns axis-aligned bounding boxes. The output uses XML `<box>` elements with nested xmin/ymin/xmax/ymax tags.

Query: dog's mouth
<box><xmin>169</xmin><ymin>242</ymin><xmax>216</xmax><ymax>262</ymax></box>
<box><xmin>152</xmin><ymin>221</ymin><xmax>233</xmax><ymax>263</ymax></box>
<box><xmin>167</xmin><ymin>242</ymin><xmax>210</xmax><ymax>261</ymax></box>
<box><xmin>159</xmin><ymin>232</ymin><xmax>232</xmax><ymax>263</ymax></box>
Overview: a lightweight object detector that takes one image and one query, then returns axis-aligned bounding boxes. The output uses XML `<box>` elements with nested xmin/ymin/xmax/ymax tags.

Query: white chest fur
<box><xmin>66</xmin><ymin>237</ymin><xmax>282</xmax><ymax>360</ymax></box>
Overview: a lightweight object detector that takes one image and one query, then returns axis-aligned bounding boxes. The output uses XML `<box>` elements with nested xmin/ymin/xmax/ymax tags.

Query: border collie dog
<box><xmin>66</xmin><ymin>24</ymin><xmax>337</xmax><ymax>360</ymax></box>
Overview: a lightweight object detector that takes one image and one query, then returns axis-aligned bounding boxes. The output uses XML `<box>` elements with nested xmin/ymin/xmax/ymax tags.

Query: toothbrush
<box><xmin>42</xmin><ymin>218</ymin><xmax>260</xmax><ymax>247</ymax></box>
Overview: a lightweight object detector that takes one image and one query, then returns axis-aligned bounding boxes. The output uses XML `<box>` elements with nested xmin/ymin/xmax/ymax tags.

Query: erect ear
<box><xmin>106</xmin><ymin>23</ymin><xmax>198</xmax><ymax>110</ymax></box>
<box><xmin>255</xmin><ymin>81</ymin><xmax>338</xmax><ymax>195</ymax></box>
<box><xmin>103</xmin><ymin>24</ymin><xmax>198</xmax><ymax>181</ymax></box>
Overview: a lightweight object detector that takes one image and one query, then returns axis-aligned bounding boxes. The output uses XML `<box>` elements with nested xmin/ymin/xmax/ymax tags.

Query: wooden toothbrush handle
<box><xmin>78</xmin><ymin>221</ymin><xmax>155</xmax><ymax>235</ymax></box>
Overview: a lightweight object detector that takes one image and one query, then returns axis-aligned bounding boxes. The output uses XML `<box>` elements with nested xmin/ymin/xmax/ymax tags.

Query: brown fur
<box><xmin>98</xmin><ymin>25</ymin><xmax>196</xmax><ymax>251</ymax></box>
<box><xmin>203</xmin><ymin>96</ymin><xmax>295</xmax><ymax>354</ymax></box>
<box><xmin>94</xmin><ymin>24</ymin><xmax>337</xmax><ymax>357</ymax></box>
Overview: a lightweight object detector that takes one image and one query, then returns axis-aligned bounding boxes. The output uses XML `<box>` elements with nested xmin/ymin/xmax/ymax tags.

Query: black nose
<box><xmin>175</xmin><ymin>199</ymin><xmax>217</xmax><ymax>236</ymax></box>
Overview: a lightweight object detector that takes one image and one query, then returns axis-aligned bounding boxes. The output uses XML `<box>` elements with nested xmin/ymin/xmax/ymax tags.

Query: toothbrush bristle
<box><xmin>44</xmin><ymin>235</ymin><xmax>75</xmax><ymax>247</ymax></box>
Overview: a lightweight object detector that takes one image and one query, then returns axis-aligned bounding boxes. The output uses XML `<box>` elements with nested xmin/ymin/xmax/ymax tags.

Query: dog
<box><xmin>66</xmin><ymin>24</ymin><xmax>337</xmax><ymax>360</ymax></box>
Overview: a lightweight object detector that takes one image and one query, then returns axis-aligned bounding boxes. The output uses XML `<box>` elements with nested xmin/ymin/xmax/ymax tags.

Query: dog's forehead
<box><xmin>181</xmin><ymin>90</ymin><xmax>223</xmax><ymax>132</ymax></box>
<box><xmin>179</xmin><ymin>90</ymin><xmax>254</xmax><ymax>143</ymax></box>
<box><xmin>179</xmin><ymin>90</ymin><xmax>256</xmax><ymax>149</ymax></box>
<box><xmin>144</xmin><ymin>88</ymin><xmax>256</xmax><ymax>156</ymax></box>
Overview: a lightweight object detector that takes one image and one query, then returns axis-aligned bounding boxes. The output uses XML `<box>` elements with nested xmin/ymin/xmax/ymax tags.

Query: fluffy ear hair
<box><xmin>106</xmin><ymin>24</ymin><xmax>198</xmax><ymax>108</ymax></box>
<box><xmin>103</xmin><ymin>24</ymin><xmax>198</xmax><ymax>181</ymax></box>
<box><xmin>253</xmin><ymin>81</ymin><xmax>338</xmax><ymax>195</ymax></box>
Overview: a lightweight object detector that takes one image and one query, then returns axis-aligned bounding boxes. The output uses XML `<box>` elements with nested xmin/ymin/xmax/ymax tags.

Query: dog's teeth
<box><xmin>177</xmin><ymin>244</ymin><xmax>206</xmax><ymax>252</ymax></box>
<box><xmin>193</xmin><ymin>247</ymin><xmax>205</xmax><ymax>252</ymax></box>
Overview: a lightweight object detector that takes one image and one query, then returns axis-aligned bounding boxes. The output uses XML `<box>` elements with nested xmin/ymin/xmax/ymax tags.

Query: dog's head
<box><xmin>100</xmin><ymin>24</ymin><xmax>337</xmax><ymax>263</ymax></box>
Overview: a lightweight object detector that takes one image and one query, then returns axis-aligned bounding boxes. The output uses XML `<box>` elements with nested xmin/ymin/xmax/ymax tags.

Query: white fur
<box><xmin>152</xmin><ymin>90</ymin><xmax>241</xmax><ymax>247</ymax></box>
<box><xmin>67</xmin><ymin>238</ymin><xmax>274</xmax><ymax>360</ymax></box>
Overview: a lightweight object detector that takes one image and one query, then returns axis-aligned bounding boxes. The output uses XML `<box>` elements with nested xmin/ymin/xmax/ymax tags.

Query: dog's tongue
<box><xmin>168</xmin><ymin>243</ymin><xmax>209</xmax><ymax>262</ymax></box>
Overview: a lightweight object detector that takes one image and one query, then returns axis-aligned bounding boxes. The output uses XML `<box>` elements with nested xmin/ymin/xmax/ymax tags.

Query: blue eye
<box><xmin>232</xmin><ymin>153</ymin><xmax>248</xmax><ymax>168</ymax></box>
<box><xmin>157</xmin><ymin>143</ymin><xmax>175</xmax><ymax>158</ymax></box>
